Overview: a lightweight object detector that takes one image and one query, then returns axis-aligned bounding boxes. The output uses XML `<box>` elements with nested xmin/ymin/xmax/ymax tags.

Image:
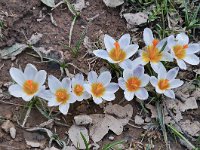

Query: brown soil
<box><xmin>0</xmin><ymin>0</ymin><xmax>198</xmax><ymax>150</ymax></box>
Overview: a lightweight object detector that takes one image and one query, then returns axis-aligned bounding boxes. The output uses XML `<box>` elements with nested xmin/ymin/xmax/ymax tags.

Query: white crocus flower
<box><xmin>150</xmin><ymin>67</ymin><xmax>184</xmax><ymax>99</ymax></box>
<box><xmin>118</xmin><ymin>66</ymin><xmax>149</xmax><ymax>101</ymax></box>
<box><xmin>84</xmin><ymin>71</ymin><xmax>119</xmax><ymax>104</ymax></box>
<box><xmin>93</xmin><ymin>34</ymin><xmax>139</xmax><ymax>69</ymax></box>
<box><xmin>168</xmin><ymin>33</ymin><xmax>200</xmax><ymax>70</ymax></box>
<box><xmin>72</xmin><ymin>73</ymin><xmax>91</xmax><ymax>101</ymax></box>
<box><xmin>9</xmin><ymin>64</ymin><xmax>47</xmax><ymax>101</ymax></box>
<box><xmin>134</xmin><ymin>28</ymin><xmax>173</xmax><ymax>73</ymax></box>
<box><xmin>39</xmin><ymin>75</ymin><xmax>76</xmax><ymax>115</ymax></box>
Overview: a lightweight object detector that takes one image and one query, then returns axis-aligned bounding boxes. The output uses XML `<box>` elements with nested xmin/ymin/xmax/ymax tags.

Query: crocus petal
<box><xmin>24</xmin><ymin>64</ymin><xmax>37</xmax><ymax>80</ymax></box>
<box><xmin>10</xmin><ymin>67</ymin><xmax>26</xmax><ymax>86</ymax></box>
<box><xmin>106</xmin><ymin>83</ymin><xmax>119</xmax><ymax>93</ymax></box>
<box><xmin>186</xmin><ymin>44</ymin><xmax>200</xmax><ymax>54</ymax></box>
<box><xmin>119</xmin><ymin>59</ymin><xmax>133</xmax><ymax>70</ymax></box>
<box><xmin>102</xmin><ymin>92</ymin><xmax>115</xmax><ymax>101</ymax></box>
<box><xmin>88</xmin><ymin>71</ymin><xmax>98</xmax><ymax>83</ymax></box>
<box><xmin>156</xmin><ymin>38</ymin><xmax>167</xmax><ymax>51</ymax></box>
<box><xmin>93</xmin><ymin>97</ymin><xmax>103</xmax><ymax>104</ymax></box>
<box><xmin>124</xmin><ymin>91</ymin><xmax>134</xmax><ymax>101</ymax></box>
<box><xmin>97</xmin><ymin>71</ymin><xmax>111</xmax><ymax>86</ymax></box>
<box><xmin>81</xmin><ymin>92</ymin><xmax>91</xmax><ymax>100</ymax></box>
<box><xmin>48</xmin><ymin>97</ymin><xmax>61</xmax><ymax>107</ymax></box>
<box><xmin>123</xmin><ymin>69</ymin><xmax>133</xmax><ymax>81</ymax></box>
<box><xmin>167</xmin><ymin>35</ymin><xmax>176</xmax><ymax>49</ymax></box>
<box><xmin>22</xmin><ymin>94</ymin><xmax>34</xmax><ymax>102</ymax></box>
<box><xmin>157</xmin><ymin>63</ymin><xmax>167</xmax><ymax>79</ymax></box>
<box><xmin>9</xmin><ymin>84</ymin><xmax>25</xmax><ymax>97</ymax></box>
<box><xmin>183</xmin><ymin>54</ymin><xmax>199</xmax><ymax>65</ymax></box>
<box><xmin>133</xmin><ymin>65</ymin><xmax>144</xmax><ymax>77</ymax></box>
<box><xmin>84</xmin><ymin>84</ymin><xmax>92</xmax><ymax>94</ymax></box>
<box><xmin>140</xmin><ymin>74</ymin><xmax>150</xmax><ymax>87</ymax></box>
<box><xmin>176</xmin><ymin>33</ymin><xmax>189</xmax><ymax>45</ymax></box>
<box><xmin>177</xmin><ymin>59</ymin><xmax>187</xmax><ymax>70</ymax></box>
<box><xmin>150</xmin><ymin>76</ymin><xmax>158</xmax><ymax>87</ymax></box>
<box><xmin>133</xmin><ymin>57</ymin><xmax>147</xmax><ymax>65</ymax></box>
<box><xmin>74</xmin><ymin>73</ymin><xmax>84</xmax><ymax>84</ymax></box>
<box><xmin>135</xmin><ymin>88</ymin><xmax>148</xmax><ymax>100</ymax></box>
<box><xmin>93</xmin><ymin>50</ymin><xmax>109</xmax><ymax>60</ymax></box>
<box><xmin>37</xmin><ymin>89</ymin><xmax>53</xmax><ymax>101</ymax></box>
<box><xmin>104</xmin><ymin>34</ymin><xmax>115</xmax><ymax>52</ymax></box>
<box><xmin>62</xmin><ymin>78</ymin><xmax>71</xmax><ymax>91</ymax></box>
<box><xmin>118</xmin><ymin>34</ymin><xmax>130</xmax><ymax>49</ymax></box>
<box><xmin>151</xmin><ymin>62</ymin><xmax>165</xmax><ymax>74</ymax></box>
<box><xmin>143</xmin><ymin>28</ymin><xmax>154</xmax><ymax>46</ymax></box>
<box><xmin>166</xmin><ymin>67</ymin><xmax>179</xmax><ymax>80</ymax></box>
<box><xmin>164</xmin><ymin>90</ymin><xmax>175</xmax><ymax>99</ymax></box>
<box><xmin>48</xmin><ymin>75</ymin><xmax>62</xmax><ymax>93</ymax></box>
<box><xmin>59</xmin><ymin>103</ymin><xmax>70</xmax><ymax>115</ymax></box>
<box><xmin>118</xmin><ymin>78</ymin><xmax>126</xmax><ymax>90</ymax></box>
<box><xmin>68</xmin><ymin>94</ymin><xmax>76</xmax><ymax>103</ymax></box>
<box><xmin>124</xmin><ymin>44</ymin><xmax>139</xmax><ymax>59</ymax></box>
<box><xmin>155</xmin><ymin>86</ymin><xmax>164</xmax><ymax>94</ymax></box>
<box><xmin>34</xmin><ymin>70</ymin><xmax>47</xmax><ymax>86</ymax></box>
<box><xmin>161</xmin><ymin>52</ymin><xmax>173</xmax><ymax>62</ymax></box>
<box><xmin>169</xmin><ymin>79</ymin><xmax>184</xmax><ymax>89</ymax></box>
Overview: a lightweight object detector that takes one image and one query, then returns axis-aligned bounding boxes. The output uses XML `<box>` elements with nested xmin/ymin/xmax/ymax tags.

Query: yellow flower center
<box><xmin>23</xmin><ymin>80</ymin><xmax>39</xmax><ymax>95</ymax></box>
<box><xmin>74</xmin><ymin>84</ymin><xmax>84</xmax><ymax>96</ymax></box>
<box><xmin>126</xmin><ymin>77</ymin><xmax>141</xmax><ymax>92</ymax></box>
<box><xmin>173</xmin><ymin>44</ymin><xmax>188</xmax><ymax>59</ymax></box>
<box><xmin>55</xmin><ymin>89</ymin><xmax>69</xmax><ymax>104</ymax></box>
<box><xmin>158</xmin><ymin>79</ymin><xmax>170</xmax><ymax>90</ymax></box>
<box><xmin>142</xmin><ymin>39</ymin><xmax>162</xmax><ymax>63</ymax></box>
<box><xmin>109</xmin><ymin>42</ymin><xmax>126</xmax><ymax>62</ymax></box>
<box><xmin>91</xmin><ymin>83</ymin><xmax>105</xmax><ymax>97</ymax></box>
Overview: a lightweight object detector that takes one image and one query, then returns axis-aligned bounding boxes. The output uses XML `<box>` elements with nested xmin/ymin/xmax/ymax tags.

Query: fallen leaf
<box><xmin>68</xmin><ymin>125</ymin><xmax>89</xmax><ymax>149</ymax></box>
<box><xmin>180</xmin><ymin>120</ymin><xmax>200</xmax><ymax>136</ymax></box>
<box><xmin>0</xmin><ymin>43</ymin><xmax>28</xmax><ymax>59</ymax></box>
<box><xmin>89</xmin><ymin>114</ymin><xmax>123</xmax><ymax>142</ymax></box>
<box><xmin>103</xmin><ymin>0</ymin><xmax>124</xmax><ymax>7</ymax></box>
<box><xmin>178</xmin><ymin>97</ymin><xmax>198</xmax><ymax>112</ymax></box>
<box><xmin>1</xmin><ymin>120</ymin><xmax>14</xmax><ymax>133</ymax></box>
<box><xmin>73</xmin><ymin>0</ymin><xmax>86</xmax><ymax>11</ymax></box>
<box><xmin>134</xmin><ymin>115</ymin><xmax>144</xmax><ymax>125</ymax></box>
<box><xmin>10</xmin><ymin>127</ymin><xmax>16</xmax><ymax>139</ymax></box>
<box><xmin>41</xmin><ymin>0</ymin><xmax>56</xmax><ymax>7</ymax></box>
<box><xmin>145</xmin><ymin>104</ymin><xmax>157</xmax><ymax>118</ymax></box>
<box><xmin>27</xmin><ymin>33</ymin><xmax>43</xmax><ymax>45</ymax></box>
<box><xmin>24</xmin><ymin>131</ymin><xmax>46</xmax><ymax>148</ymax></box>
<box><xmin>104</xmin><ymin>103</ymin><xmax>133</xmax><ymax>118</ymax></box>
<box><xmin>123</xmin><ymin>12</ymin><xmax>148</xmax><ymax>26</ymax></box>
<box><xmin>74</xmin><ymin>115</ymin><xmax>93</xmax><ymax>125</ymax></box>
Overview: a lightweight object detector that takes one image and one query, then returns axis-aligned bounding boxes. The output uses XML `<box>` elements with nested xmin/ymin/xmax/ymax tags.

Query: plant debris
<box><xmin>73</xmin><ymin>0</ymin><xmax>86</xmax><ymax>12</ymax></box>
<box><xmin>123</xmin><ymin>12</ymin><xmax>148</xmax><ymax>27</ymax></box>
<box><xmin>180</xmin><ymin>120</ymin><xmax>200</xmax><ymax>137</ymax></box>
<box><xmin>103</xmin><ymin>0</ymin><xmax>124</xmax><ymax>7</ymax></box>
<box><xmin>68</xmin><ymin>125</ymin><xmax>89</xmax><ymax>149</ymax></box>
<box><xmin>89</xmin><ymin>114</ymin><xmax>123</xmax><ymax>142</ymax></box>
<box><xmin>74</xmin><ymin>115</ymin><xmax>93</xmax><ymax>126</ymax></box>
<box><xmin>41</xmin><ymin>0</ymin><xmax>56</xmax><ymax>8</ymax></box>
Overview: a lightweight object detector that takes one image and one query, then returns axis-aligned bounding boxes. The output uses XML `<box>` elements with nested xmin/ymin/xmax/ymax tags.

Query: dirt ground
<box><xmin>0</xmin><ymin>0</ymin><xmax>199</xmax><ymax>150</ymax></box>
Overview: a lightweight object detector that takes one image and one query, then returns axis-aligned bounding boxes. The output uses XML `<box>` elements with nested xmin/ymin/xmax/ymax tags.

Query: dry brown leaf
<box><xmin>68</xmin><ymin>125</ymin><xmax>89</xmax><ymax>149</ymax></box>
<box><xmin>123</xmin><ymin>12</ymin><xmax>148</xmax><ymax>27</ymax></box>
<box><xmin>145</xmin><ymin>104</ymin><xmax>157</xmax><ymax>118</ymax></box>
<box><xmin>180</xmin><ymin>120</ymin><xmax>200</xmax><ymax>136</ymax></box>
<box><xmin>89</xmin><ymin>114</ymin><xmax>123</xmax><ymax>142</ymax></box>
<box><xmin>104</xmin><ymin>103</ymin><xmax>133</xmax><ymax>118</ymax></box>
<box><xmin>103</xmin><ymin>0</ymin><xmax>124</xmax><ymax>7</ymax></box>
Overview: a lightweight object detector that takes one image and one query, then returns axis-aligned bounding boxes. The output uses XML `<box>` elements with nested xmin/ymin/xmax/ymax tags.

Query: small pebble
<box><xmin>108</xmin><ymin>136</ymin><xmax>114</xmax><ymax>141</ymax></box>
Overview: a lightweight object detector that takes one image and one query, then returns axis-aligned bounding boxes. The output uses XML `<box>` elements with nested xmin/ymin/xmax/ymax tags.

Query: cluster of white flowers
<box><xmin>8</xmin><ymin>28</ymin><xmax>200</xmax><ymax>115</ymax></box>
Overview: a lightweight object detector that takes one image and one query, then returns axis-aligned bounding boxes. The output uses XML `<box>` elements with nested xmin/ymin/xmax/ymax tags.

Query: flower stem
<box><xmin>21</xmin><ymin>99</ymin><xmax>36</xmax><ymax>127</ymax></box>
